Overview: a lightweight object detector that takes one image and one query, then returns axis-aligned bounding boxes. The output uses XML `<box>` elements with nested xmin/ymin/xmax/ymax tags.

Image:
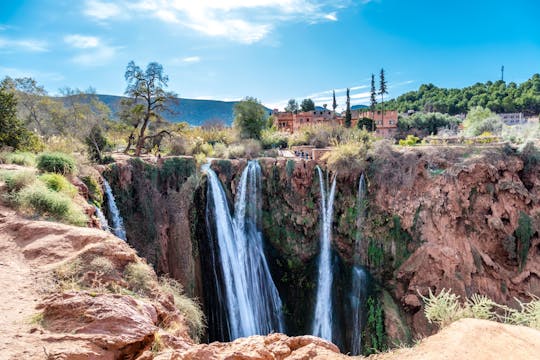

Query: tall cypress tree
<box><xmin>345</xmin><ymin>87</ymin><xmax>352</xmax><ymax>128</ymax></box>
<box><xmin>332</xmin><ymin>89</ymin><xmax>337</xmax><ymax>116</ymax></box>
<box><xmin>379</xmin><ymin>68</ymin><xmax>388</xmax><ymax>125</ymax></box>
<box><xmin>370</xmin><ymin>73</ymin><xmax>377</xmax><ymax>131</ymax></box>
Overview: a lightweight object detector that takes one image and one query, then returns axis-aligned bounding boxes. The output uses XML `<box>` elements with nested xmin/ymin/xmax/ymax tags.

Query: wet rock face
<box><xmin>103</xmin><ymin>157</ymin><xmax>200</xmax><ymax>297</ymax></box>
<box><xmin>104</xmin><ymin>147</ymin><xmax>539</xmax><ymax>343</ymax></box>
<box><xmin>368</xmin><ymin>148</ymin><xmax>540</xmax><ymax>337</ymax></box>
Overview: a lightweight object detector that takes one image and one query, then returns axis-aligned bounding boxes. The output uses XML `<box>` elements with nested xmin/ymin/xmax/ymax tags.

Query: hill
<box><xmin>384</xmin><ymin>74</ymin><xmax>540</xmax><ymax>115</ymax></box>
<box><xmin>96</xmin><ymin>94</ymin><xmax>271</xmax><ymax>126</ymax></box>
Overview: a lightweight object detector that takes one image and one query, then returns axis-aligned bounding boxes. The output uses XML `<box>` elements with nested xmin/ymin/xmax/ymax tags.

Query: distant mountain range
<box><xmin>95</xmin><ymin>94</ymin><xmax>272</xmax><ymax>126</ymax></box>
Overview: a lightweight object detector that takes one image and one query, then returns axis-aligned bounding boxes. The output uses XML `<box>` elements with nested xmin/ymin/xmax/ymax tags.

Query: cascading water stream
<box><xmin>203</xmin><ymin>160</ymin><xmax>284</xmax><ymax>340</ymax></box>
<box><xmin>102</xmin><ymin>178</ymin><xmax>127</xmax><ymax>241</ymax></box>
<box><xmin>312</xmin><ymin>166</ymin><xmax>337</xmax><ymax>342</ymax></box>
<box><xmin>95</xmin><ymin>206</ymin><xmax>110</xmax><ymax>232</ymax></box>
<box><xmin>350</xmin><ymin>173</ymin><xmax>368</xmax><ymax>355</ymax></box>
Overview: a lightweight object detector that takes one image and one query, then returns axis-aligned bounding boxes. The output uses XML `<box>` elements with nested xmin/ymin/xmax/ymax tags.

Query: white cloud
<box><xmin>83</xmin><ymin>0</ymin><xmax>122</xmax><ymax>20</ymax></box>
<box><xmin>63</xmin><ymin>34</ymin><xmax>117</xmax><ymax>66</ymax></box>
<box><xmin>324</xmin><ymin>12</ymin><xmax>337</xmax><ymax>21</ymax></box>
<box><xmin>0</xmin><ymin>37</ymin><xmax>48</xmax><ymax>52</ymax></box>
<box><xmin>181</xmin><ymin>56</ymin><xmax>201</xmax><ymax>63</ymax></box>
<box><xmin>71</xmin><ymin>46</ymin><xmax>117</xmax><ymax>66</ymax></box>
<box><xmin>82</xmin><ymin>0</ymin><xmax>356</xmax><ymax>43</ymax></box>
<box><xmin>64</xmin><ymin>34</ymin><xmax>100</xmax><ymax>48</ymax></box>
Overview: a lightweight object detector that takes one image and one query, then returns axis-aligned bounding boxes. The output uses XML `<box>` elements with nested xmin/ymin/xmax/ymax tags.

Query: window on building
<box><xmin>389</xmin><ymin>120</ymin><xmax>394</xmax><ymax>125</ymax></box>
<box><xmin>377</xmin><ymin>121</ymin><xmax>382</xmax><ymax>125</ymax></box>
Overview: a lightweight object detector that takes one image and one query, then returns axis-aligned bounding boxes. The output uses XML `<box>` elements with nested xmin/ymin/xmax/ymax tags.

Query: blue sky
<box><xmin>0</xmin><ymin>0</ymin><xmax>539</xmax><ymax>110</ymax></box>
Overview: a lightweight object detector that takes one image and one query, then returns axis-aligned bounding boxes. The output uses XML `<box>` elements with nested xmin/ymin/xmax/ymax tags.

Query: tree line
<box><xmin>383</xmin><ymin>74</ymin><xmax>540</xmax><ymax>115</ymax></box>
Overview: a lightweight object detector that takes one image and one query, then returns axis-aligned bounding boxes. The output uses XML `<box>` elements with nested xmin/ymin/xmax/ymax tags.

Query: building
<box><xmin>352</xmin><ymin>110</ymin><xmax>399</xmax><ymax>137</ymax></box>
<box><xmin>274</xmin><ymin>109</ymin><xmax>338</xmax><ymax>133</ymax></box>
<box><xmin>499</xmin><ymin>112</ymin><xmax>527</xmax><ymax>126</ymax></box>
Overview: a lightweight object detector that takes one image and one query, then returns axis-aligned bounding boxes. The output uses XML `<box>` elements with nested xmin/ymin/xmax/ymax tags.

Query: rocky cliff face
<box><xmin>103</xmin><ymin>157</ymin><xmax>201</xmax><ymax>297</ymax></box>
<box><xmin>103</xmin><ymin>145</ymin><xmax>540</xmax><ymax>351</ymax></box>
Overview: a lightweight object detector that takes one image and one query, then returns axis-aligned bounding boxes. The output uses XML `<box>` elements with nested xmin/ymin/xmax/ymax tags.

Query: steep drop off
<box><xmin>103</xmin><ymin>145</ymin><xmax>540</xmax><ymax>351</ymax></box>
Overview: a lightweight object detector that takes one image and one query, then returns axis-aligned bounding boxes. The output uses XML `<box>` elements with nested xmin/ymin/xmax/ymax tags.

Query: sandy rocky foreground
<box><xmin>0</xmin><ymin>206</ymin><xmax>539</xmax><ymax>359</ymax></box>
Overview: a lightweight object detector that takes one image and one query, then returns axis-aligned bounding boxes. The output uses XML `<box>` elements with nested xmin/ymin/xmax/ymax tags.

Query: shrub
<box><xmin>159</xmin><ymin>277</ymin><xmax>206</xmax><ymax>342</ymax></box>
<box><xmin>228</xmin><ymin>140</ymin><xmax>262</xmax><ymax>159</ymax></box>
<box><xmin>17</xmin><ymin>183</ymin><xmax>87</xmax><ymax>226</ymax></box>
<box><xmin>87</xmin><ymin>256</ymin><xmax>116</xmax><ymax>277</ymax></box>
<box><xmin>39</xmin><ymin>173</ymin><xmax>78</xmax><ymax>197</ymax></box>
<box><xmin>37</xmin><ymin>152</ymin><xmax>77</xmax><ymax>175</ymax></box>
<box><xmin>213</xmin><ymin>142</ymin><xmax>229</xmax><ymax>158</ymax></box>
<box><xmin>0</xmin><ymin>151</ymin><xmax>36</xmax><ymax>166</ymax></box>
<box><xmin>399</xmin><ymin>135</ymin><xmax>420</xmax><ymax>146</ymax></box>
<box><xmin>123</xmin><ymin>262</ymin><xmax>156</xmax><ymax>295</ymax></box>
<box><xmin>81</xmin><ymin>175</ymin><xmax>103</xmax><ymax>206</ymax></box>
<box><xmin>260</xmin><ymin>129</ymin><xmax>288</xmax><ymax>149</ymax></box>
<box><xmin>166</xmin><ymin>136</ymin><xmax>188</xmax><ymax>156</ymax></box>
<box><xmin>322</xmin><ymin>142</ymin><xmax>368</xmax><ymax>175</ymax></box>
<box><xmin>0</xmin><ymin>170</ymin><xmax>36</xmax><ymax>193</ymax></box>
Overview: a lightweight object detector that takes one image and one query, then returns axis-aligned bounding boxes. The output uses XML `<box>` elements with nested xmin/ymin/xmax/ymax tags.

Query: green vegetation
<box><xmin>515</xmin><ymin>212</ymin><xmax>534</xmax><ymax>270</ymax></box>
<box><xmin>123</xmin><ymin>61</ymin><xmax>176</xmax><ymax>156</ymax></box>
<box><xmin>0</xmin><ymin>86</ymin><xmax>42</xmax><ymax>151</ymax></box>
<box><xmin>0</xmin><ymin>151</ymin><xmax>36</xmax><ymax>166</ymax></box>
<box><xmin>421</xmin><ymin>288</ymin><xmax>540</xmax><ymax>330</ymax></box>
<box><xmin>397</xmin><ymin>112</ymin><xmax>461</xmax><ymax>135</ymax></box>
<box><xmin>39</xmin><ymin>173</ymin><xmax>78</xmax><ymax>197</ymax></box>
<box><xmin>123</xmin><ymin>262</ymin><xmax>156</xmax><ymax>295</ymax></box>
<box><xmin>233</xmin><ymin>96</ymin><xmax>268</xmax><ymax>140</ymax></box>
<box><xmin>260</xmin><ymin>128</ymin><xmax>288</xmax><ymax>149</ymax></box>
<box><xmin>159</xmin><ymin>277</ymin><xmax>206</xmax><ymax>342</ymax></box>
<box><xmin>363</xmin><ymin>296</ymin><xmax>387</xmax><ymax>355</ymax></box>
<box><xmin>322</xmin><ymin>141</ymin><xmax>368</xmax><ymax>174</ymax></box>
<box><xmin>463</xmin><ymin>106</ymin><xmax>503</xmax><ymax>136</ymax></box>
<box><xmin>384</xmin><ymin>75</ymin><xmax>540</xmax><ymax>115</ymax></box>
<box><xmin>300</xmin><ymin>98</ymin><xmax>315</xmax><ymax>112</ymax></box>
<box><xmin>345</xmin><ymin>88</ymin><xmax>352</xmax><ymax>128</ymax></box>
<box><xmin>0</xmin><ymin>168</ymin><xmax>86</xmax><ymax>226</ymax></box>
<box><xmin>285</xmin><ymin>98</ymin><xmax>299</xmax><ymax>113</ymax></box>
<box><xmin>36</xmin><ymin>152</ymin><xmax>77</xmax><ymax>175</ymax></box>
<box><xmin>398</xmin><ymin>134</ymin><xmax>420</xmax><ymax>146</ymax></box>
<box><xmin>18</xmin><ymin>183</ymin><xmax>86</xmax><ymax>225</ymax></box>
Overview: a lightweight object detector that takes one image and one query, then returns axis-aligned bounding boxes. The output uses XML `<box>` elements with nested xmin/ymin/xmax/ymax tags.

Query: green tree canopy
<box><xmin>463</xmin><ymin>106</ymin><xmax>503</xmax><ymax>136</ymax></box>
<box><xmin>384</xmin><ymin>74</ymin><xmax>540</xmax><ymax>115</ymax></box>
<box><xmin>300</xmin><ymin>98</ymin><xmax>315</xmax><ymax>112</ymax></box>
<box><xmin>124</xmin><ymin>61</ymin><xmax>177</xmax><ymax>156</ymax></box>
<box><xmin>285</xmin><ymin>99</ymin><xmax>299</xmax><ymax>113</ymax></box>
<box><xmin>0</xmin><ymin>87</ymin><xmax>42</xmax><ymax>151</ymax></box>
<box><xmin>398</xmin><ymin>112</ymin><xmax>461</xmax><ymax>135</ymax></box>
<box><xmin>233</xmin><ymin>97</ymin><xmax>267</xmax><ymax>140</ymax></box>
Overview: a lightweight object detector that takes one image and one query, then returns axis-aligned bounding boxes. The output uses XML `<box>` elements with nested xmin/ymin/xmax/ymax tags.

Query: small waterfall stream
<box><xmin>95</xmin><ymin>206</ymin><xmax>110</xmax><ymax>232</ymax></box>
<box><xmin>350</xmin><ymin>173</ymin><xmax>368</xmax><ymax>355</ymax></box>
<box><xmin>102</xmin><ymin>178</ymin><xmax>127</xmax><ymax>241</ymax></box>
<box><xmin>312</xmin><ymin>166</ymin><xmax>337</xmax><ymax>342</ymax></box>
<box><xmin>203</xmin><ymin>161</ymin><xmax>285</xmax><ymax>340</ymax></box>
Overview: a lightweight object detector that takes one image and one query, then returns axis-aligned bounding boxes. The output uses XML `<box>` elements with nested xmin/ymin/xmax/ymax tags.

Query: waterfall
<box><xmin>350</xmin><ymin>266</ymin><xmax>368</xmax><ymax>355</ymax></box>
<box><xmin>350</xmin><ymin>173</ymin><xmax>368</xmax><ymax>355</ymax></box>
<box><xmin>203</xmin><ymin>160</ymin><xmax>285</xmax><ymax>340</ymax></box>
<box><xmin>95</xmin><ymin>206</ymin><xmax>110</xmax><ymax>232</ymax></box>
<box><xmin>312</xmin><ymin>166</ymin><xmax>337</xmax><ymax>342</ymax></box>
<box><xmin>102</xmin><ymin>178</ymin><xmax>127</xmax><ymax>241</ymax></box>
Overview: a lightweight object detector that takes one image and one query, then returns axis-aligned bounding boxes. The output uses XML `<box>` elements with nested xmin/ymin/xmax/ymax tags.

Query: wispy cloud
<box><xmin>0</xmin><ymin>37</ymin><xmax>48</xmax><ymax>52</ymax></box>
<box><xmin>64</xmin><ymin>34</ymin><xmax>117</xmax><ymax>66</ymax></box>
<box><xmin>82</xmin><ymin>0</ymin><xmax>357</xmax><ymax>43</ymax></box>
<box><xmin>83</xmin><ymin>0</ymin><xmax>122</xmax><ymax>20</ymax></box>
<box><xmin>64</xmin><ymin>34</ymin><xmax>100</xmax><ymax>49</ymax></box>
<box><xmin>181</xmin><ymin>56</ymin><xmax>201</xmax><ymax>63</ymax></box>
<box><xmin>0</xmin><ymin>66</ymin><xmax>64</xmax><ymax>82</ymax></box>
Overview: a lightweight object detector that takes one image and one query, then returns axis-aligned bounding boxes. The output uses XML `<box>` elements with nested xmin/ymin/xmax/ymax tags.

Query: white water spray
<box><xmin>102</xmin><ymin>178</ymin><xmax>127</xmax><ymax>241</ymax></box>
<box><xmin>312</xmin><ymin>166</ymin><xmax>337</xmax><ymax>342</ymax></box>
<box><xmin>204</xmin><ymin>160</ymin><xmax>284</xmax><ymax>339</ymax></box>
